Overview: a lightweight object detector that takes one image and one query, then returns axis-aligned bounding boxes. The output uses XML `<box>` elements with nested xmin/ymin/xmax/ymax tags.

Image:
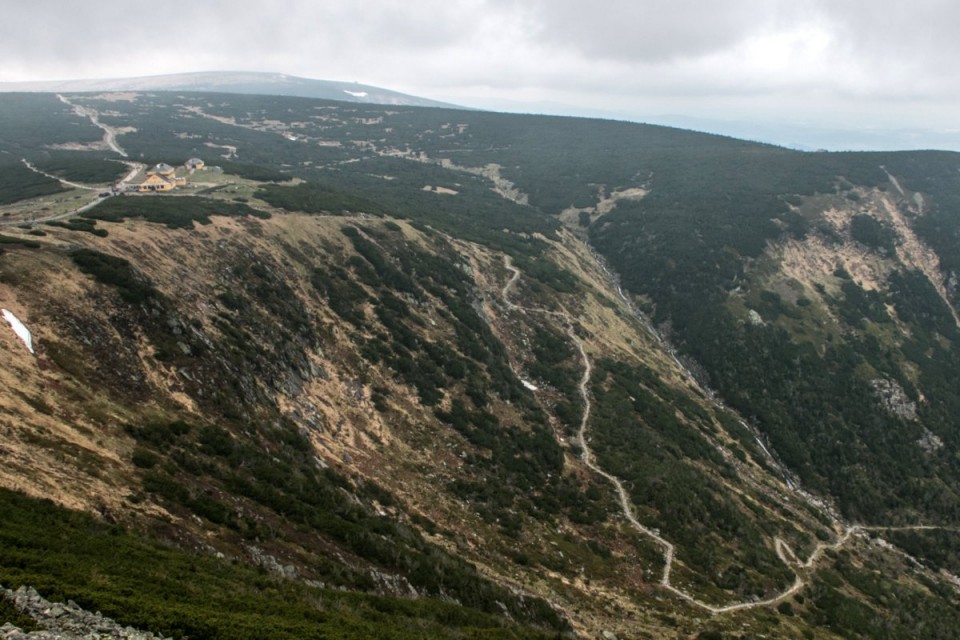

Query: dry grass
<box><xmin>0</xmin><ymin>210</ymin><xmax>845</xmax><ymax>637</ymax></box>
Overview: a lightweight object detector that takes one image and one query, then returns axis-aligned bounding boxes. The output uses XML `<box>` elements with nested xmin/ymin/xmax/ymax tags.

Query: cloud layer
<box><xmin>3</xmin><ymin>1</ymin><xmax>960</xmax><ymax>133</ymax></box>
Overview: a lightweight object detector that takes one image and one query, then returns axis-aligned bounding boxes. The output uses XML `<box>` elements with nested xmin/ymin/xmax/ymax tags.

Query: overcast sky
<box><xmin>4</xmin><ymin>1</ymin><xmax>960</xmax><ymax>148</ymax></box>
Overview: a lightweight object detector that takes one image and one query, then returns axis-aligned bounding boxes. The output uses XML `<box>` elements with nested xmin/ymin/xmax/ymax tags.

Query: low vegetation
<box><xmin>0</xmin><ymin>489</ymin><xmax>560</xmax><ymax>640</ymax></box>
<box><xmin>70</xmin><ymin>248</ymin><xmax>158</xmax><ymax>303</ymax></box>
<box><xmin>4</xmin><ymin>89</ymin><xmax>960</xmax><ymax>638</ymax></box>
<box><xmin>0</xmin><ymin>161</ymin><xmax>67</xmax><ymax>205</ymax></box>
<box><xmin>83</xmin><ymin>196</ymin><xmax>269</xmax><ymax>229</ymax></box>
<box><xmin>589</xmin><ymin>359</ymin><xmax>796</xmax><ymax>598</ymax></box>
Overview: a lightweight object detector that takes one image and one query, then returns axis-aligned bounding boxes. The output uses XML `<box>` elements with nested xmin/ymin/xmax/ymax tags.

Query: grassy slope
<box><xmin>5</xmin><ymin>92</ymin><xmax>960</xmax><ymax>638</ymax></box>
<box><xmin>0</xmin><ymin>489</ymin><xmax>556</xmax><ymax>640</ymax></box>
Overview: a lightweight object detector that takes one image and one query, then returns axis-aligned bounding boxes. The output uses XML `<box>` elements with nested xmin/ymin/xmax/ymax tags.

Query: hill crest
<box><xmin>0</xmin><ymin>70</ymin><xmax>459</xmax><ymax>109</ymax></box>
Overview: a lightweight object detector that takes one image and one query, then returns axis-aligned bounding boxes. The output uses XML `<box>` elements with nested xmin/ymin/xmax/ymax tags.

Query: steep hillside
<box><xmin>2</xmin><ymin>91</ymin><xmax>960</xmax><ymax>639</ymax></box>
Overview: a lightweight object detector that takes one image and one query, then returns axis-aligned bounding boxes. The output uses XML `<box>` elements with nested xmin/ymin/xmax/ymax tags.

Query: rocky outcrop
<box><xmin>918</xmin><ymin>428</ymin><xmax>945</xmax><ymax>455</ymax></box>
<box><xmin>870</xmin><ymin>378</ymin><xmax>918</xmax><ymax>421</ymax></box>
<box><xmin>246</xmin><ymin>544</ymin><xmax>299</xmax><ymax>580</ymax></box>
<box><xmin>1</xmin><ymin>585</ymin><xmax>170</xmax><ymax>640</ymax></box>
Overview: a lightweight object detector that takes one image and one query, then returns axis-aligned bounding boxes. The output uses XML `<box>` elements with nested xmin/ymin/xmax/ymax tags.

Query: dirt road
<box><xmin>57</xmin><ymin>94</ymin><xmax>128</xmax><ymax>157</ymax></box>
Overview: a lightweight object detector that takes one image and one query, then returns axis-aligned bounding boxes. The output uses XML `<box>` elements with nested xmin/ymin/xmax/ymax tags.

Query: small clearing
<box><xmin>422</xmin><ymin>185</ymin><xmax>459</xmax><ymax>196</ymax></box>
<box><xmin>560</xmin><ymin>186</ymin><xmax>648</xmax><ymax>226</ymax></box>
<box><xmin>780</xmin><ymin>234</ymin><xmax>890</xmax><ymax>294</ymax></box>
<box><xmin>435</xmin><ymin>159</ymin><xmax>529</xmax><ymax>205</ymax></box>
<box><xmin>205</xmin><ymin>142</ymin><xmax>238</xmax><ymax>159</ymax></box>
<box><xmin>88</xmin><ymin>92</ymin><xmax>140</xmax><ymax>102</ymax></box>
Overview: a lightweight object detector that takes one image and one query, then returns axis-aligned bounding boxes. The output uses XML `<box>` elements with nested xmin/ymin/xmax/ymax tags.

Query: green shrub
<box><xmin>84</xmin><ymin>196</ymin><xmax>269</xmax><ymax>229</ymax></box>
<box><xmin>0</xmin><ymin>488</ymin><xmax>559</xmax><ymax>640</ymax></box>
<box><xmin>70</xmin><ymin>249</ymin><xmax>157</xmax><ymax>304</ymax></box>
<box><xmin>850</xmin><ymin>213</ymin><xmax>897</xmax><ymax>254</ymax></box>
<box><xmin>131</xmin><ymin>448</ymin><xmax>159</xmax><ymax>469</ymax></box>
<box><xmin>0</xmin><ymin>235</ymin><xmax>41</xmax><ymax>249</ymax></box>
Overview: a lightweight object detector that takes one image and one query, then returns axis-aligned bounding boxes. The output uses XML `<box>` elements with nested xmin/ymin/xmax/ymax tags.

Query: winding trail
<box><xmin>57</xmin><ymin>94</ymin><xmax>128</xmax><ymax>157</ymax></box>
<box><xmin>20</xmin><ymin>159</ymin><xmax>96</xmax><ymax>191</ymax></box>
<box><xmin>5</xmin><ymin>159</ymin><xmax>146</xmax><ymax>228</ymax></box>
<box><xmin>498</xmin><ymin>252</ymin><xmax>958</xmax><ymax>615</ymax></box>
<box><xmin>0</xmin><ymin>96</ymin><xmax>145</xmax><ymax>227</ymax></box>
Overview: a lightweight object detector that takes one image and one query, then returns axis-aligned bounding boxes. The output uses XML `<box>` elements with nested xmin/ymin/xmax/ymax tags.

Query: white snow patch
<box><xmin>753</xmin><ymin>436</ymin><xmax>773</xmax><ymax>458</ymax></box>
<box><xmin>422</xmin><ymin>185</ymin><xmax>459</xmax><ymax>195</ymax></box>
<box><xmin>344</xmin><ymin>90</ymin><xmax>369</xmax><ymax>98</ymax></box>
<box><xmin>521</xmin><ymin>380</ymin><xmax>538</xmax><ymax>391</ymax></box>
<box><xmin>2</xmin><ymin>309</ymin><xmax>34</xmax><ymax>354</ymax></box>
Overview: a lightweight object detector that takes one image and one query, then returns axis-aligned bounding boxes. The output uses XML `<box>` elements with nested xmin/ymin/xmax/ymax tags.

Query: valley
<box><xmin>502</xmin><ymin>210</ymin><xmax>960</xmax><ymax>620</ymax></box>
<box><xmin>2</xmin><ymin>90</ymin><xmax>960</xmax><ymax>639</ymax></box>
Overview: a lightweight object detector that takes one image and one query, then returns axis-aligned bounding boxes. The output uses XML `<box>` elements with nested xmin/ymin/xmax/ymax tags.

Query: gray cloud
<box><xmin>2</xmin><ymin>1</ymin><xmax>960</xmax><ymax>139</ymax></box>
<box><xmin>491</xmin><ymin>0</ymin><xmax>781</xmax><ymax>62</ymax></box>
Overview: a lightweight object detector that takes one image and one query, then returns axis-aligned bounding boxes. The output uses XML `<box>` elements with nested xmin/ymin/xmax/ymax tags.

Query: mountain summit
<box><xmin>0</xmin><ymin>70</ymin><xmax>457</xmax><ymax>108</ymax></box>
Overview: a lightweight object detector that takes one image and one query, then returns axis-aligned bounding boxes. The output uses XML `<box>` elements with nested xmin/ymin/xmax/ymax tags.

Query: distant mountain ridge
<box><xmin>0</xmin><ymin>70</ymin><xmax>459</xmax><ymax>108</ymax></box>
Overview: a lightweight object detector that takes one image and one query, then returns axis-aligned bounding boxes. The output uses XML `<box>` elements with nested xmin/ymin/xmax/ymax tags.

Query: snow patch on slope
<box><xmin>2</xmin><ymin>308</ymin><xmax>34</xmax><ymax>354</ymax></box>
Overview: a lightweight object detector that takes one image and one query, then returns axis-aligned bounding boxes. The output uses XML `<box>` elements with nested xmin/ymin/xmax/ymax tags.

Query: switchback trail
<box><xmin>498</xmin><ymin>252</ymin><xmax>958</xmax><ymax>615</ymax></box>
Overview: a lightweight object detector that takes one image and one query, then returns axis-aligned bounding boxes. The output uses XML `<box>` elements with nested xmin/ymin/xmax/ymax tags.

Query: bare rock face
<box><xmin>1</xmin><ymin>585</ymin><xmax>171</xmax><ymax>640</ymax></box>
<box><xmin>870</xmin><ymin>378</ymin><xmax>918</xmax><ymax>421</ymax></box>
<box><xmin>947</xmin><ymin>270</ymin><xmax>959</xmax><ymax>303</ymax></box>
<box><xmin>918</xmin><ymin>428</ymin><xmax>945</xmax><ymax>455</ymax></box>
<box><xmin>246</xmin><ymin>545</ymin><xmax>299</xmax><ymax>580</ymax></box>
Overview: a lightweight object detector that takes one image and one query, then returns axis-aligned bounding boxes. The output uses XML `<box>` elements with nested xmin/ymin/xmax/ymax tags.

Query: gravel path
<box><xmin>499</xmin><ymin>250</ymin><xmax>958</xmax><ymax>615</ymax></box>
